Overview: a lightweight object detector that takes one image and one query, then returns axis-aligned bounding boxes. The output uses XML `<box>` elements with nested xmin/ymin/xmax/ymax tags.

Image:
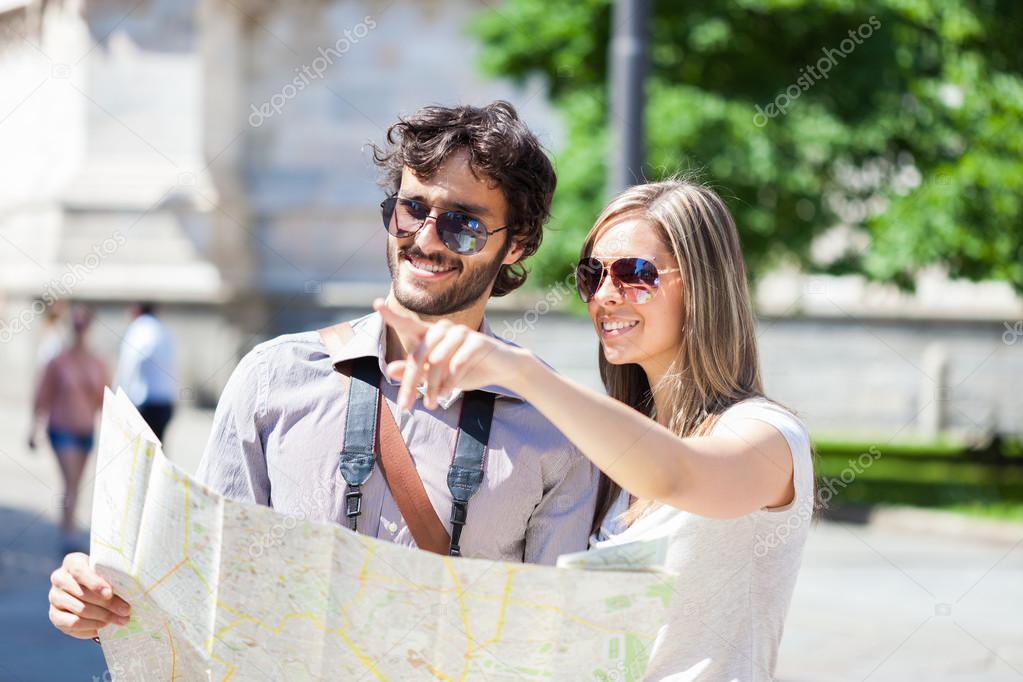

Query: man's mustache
<box><xmin>399</xmin><ymin>247</ymin><xmax>461</xmax><ymax>271</ymax></box>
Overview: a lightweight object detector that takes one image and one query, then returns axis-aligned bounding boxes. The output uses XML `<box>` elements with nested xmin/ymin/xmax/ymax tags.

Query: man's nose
<box><xmin>413</xmin><ymin>212</ymin><xmax>448</xmax><ymax>254</ymax></box>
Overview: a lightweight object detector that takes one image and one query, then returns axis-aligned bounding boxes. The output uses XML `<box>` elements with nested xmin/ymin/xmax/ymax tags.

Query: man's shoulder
<box><xmin>244</xmin><ymin>312</ymin><xmax>376</xmax><ymax>369</ymax></box>
<box><xmin>250</xmin><ymin>329</ymin><xmax>323</xmax><ymax>356</ymax></box>
<box><xmin>244</xmin><ymin>329</ymin><xmax>331</xmax><ymax>374</ymax></box>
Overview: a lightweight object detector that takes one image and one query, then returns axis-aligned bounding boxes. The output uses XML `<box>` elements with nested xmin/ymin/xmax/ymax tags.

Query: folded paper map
<box><xmin>90</xmin><ymin>387</ymin><xmax>674</xmax><ymax>681</ymax></box>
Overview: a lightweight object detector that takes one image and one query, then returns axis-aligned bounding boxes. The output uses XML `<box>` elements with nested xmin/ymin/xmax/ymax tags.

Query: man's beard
<box><xmin>386</xmin><ymin>242</ymin><xmax>509</xmax><ymax>316</ymax></box>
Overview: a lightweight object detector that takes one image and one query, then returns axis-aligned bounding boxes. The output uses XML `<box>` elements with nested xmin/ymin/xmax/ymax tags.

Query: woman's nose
<box><xmin>591</xmin><ymin>270</ymin><xmax>622</xmax><ymax>306</ymax></box>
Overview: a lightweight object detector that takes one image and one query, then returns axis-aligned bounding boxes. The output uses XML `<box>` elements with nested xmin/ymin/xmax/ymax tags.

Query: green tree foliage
<box><xmin>473</xmin><ymin>0</ymin><xmax>1023</xmax><ymax>292</ymax></box>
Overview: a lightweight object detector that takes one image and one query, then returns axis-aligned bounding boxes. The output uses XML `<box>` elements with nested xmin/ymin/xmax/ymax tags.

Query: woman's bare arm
<box><xmin>376</xmin><ymin>301</ymin><xmax>795</xmax><ymax>518</ymax></box>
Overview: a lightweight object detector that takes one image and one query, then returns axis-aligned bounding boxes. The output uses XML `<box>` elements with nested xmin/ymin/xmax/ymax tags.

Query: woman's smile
<box><xmin>599</xmin><ymin>317</ymin><xmax>641</xmax><ymax>339</ymax></box>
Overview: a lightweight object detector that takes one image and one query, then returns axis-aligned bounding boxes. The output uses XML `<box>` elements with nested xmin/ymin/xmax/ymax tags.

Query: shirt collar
<box><xmin>323</xmin><ymin>311</ymin><xmax>523</xmax><ymax>406</ymax></box>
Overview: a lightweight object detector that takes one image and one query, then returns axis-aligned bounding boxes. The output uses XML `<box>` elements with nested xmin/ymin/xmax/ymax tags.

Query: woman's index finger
<box><xmin>373</xmin><ymin>299</ymin><xmax>429</xmax><ymax>337</ymax></box>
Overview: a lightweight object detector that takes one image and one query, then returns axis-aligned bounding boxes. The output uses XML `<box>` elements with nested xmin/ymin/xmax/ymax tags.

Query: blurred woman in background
<box><xmin>29</xmin><ymin>304</ymin><xmax>109</xmax><ymax>555</ymax></box>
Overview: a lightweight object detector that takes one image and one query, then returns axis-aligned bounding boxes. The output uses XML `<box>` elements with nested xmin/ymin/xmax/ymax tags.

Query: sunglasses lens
<box><xmin>384</xmin><ymin>198</ymin><xmax>430</xmax><ymax>237</ymax></box>
<box><xmin>575</xmin><ymin>258</ymin><xmax>604</xmax><ymax>302</ymax></box>
<box><xmin>381</xmin><ymin>197</ymin><xmax>397</xmax><ymax>232</ymax></box>
<box><xmin>438</xmin><ymin>213</ymin><xmax>485</xmax><ymax>254</ymax></box>
<box><xmin>611</xmin><ymin>258</ymin><xmax>660</xmax><ymax>303</ymax></box>
<box><xmin>382</xmin><ymin>197</ymin><xmax>495</xmax><ymax>256</ymax></box>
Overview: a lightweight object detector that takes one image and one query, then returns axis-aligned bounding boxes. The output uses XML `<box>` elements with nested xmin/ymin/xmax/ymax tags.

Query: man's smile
<box><xmin>401</xmin><ymin>252</ymin><xmax>460</xmax><ymax>280</ymax></box>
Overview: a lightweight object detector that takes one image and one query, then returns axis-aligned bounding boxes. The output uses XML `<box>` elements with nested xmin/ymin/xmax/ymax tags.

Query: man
<box><xmin>114</xmin><ymin>302</ymin><xmax>177</xmax><ymax>441</ymax></box>
<box><xmin>48</xmin><ymin>101</ymin><xmax>599</xmax><ymax>640</ymax></box>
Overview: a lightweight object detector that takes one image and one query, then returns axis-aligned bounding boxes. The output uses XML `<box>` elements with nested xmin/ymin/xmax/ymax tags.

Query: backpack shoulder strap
<box><xmin>446</xmin><ymin>389</ymin><xmax>496</xmax><ymax>556</ymax></box>
<box><xmin>319</xmin><ymin>321</ymin><xmax>357</xmax><ymax>370</ymax></box>
<box><xmin>317</xmin><ymin>322</ymin><xmax>451</xmax><ymax>555</ymax></box>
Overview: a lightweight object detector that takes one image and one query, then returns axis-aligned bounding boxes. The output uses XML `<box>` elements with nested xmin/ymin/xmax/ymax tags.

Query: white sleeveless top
<box><xmin>593</xmin><ymin>398</ymin><xmax>814</xmax><ymax>681</ymax></box>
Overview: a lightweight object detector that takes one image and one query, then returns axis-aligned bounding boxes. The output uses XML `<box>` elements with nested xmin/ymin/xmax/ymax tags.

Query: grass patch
<box><xmin>814</xmin><ymin>443</ymin><xmax>1023</xmax><ymax>522</ymax></box>
<box><xmin>814</xmin><ymin>438</ymin><xmax>965</xmax><ymax>459</ymax></box>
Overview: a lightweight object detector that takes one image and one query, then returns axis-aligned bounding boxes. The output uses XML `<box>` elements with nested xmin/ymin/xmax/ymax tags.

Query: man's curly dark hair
<box><xmin>371</xmin><ymin>101</ymin><xmax>557</xmax><ymax>297</ymax></box>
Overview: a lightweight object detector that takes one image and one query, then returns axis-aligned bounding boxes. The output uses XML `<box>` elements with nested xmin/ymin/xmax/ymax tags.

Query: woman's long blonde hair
<box><xmin>586</xmin><ymin>178</ymin><xmax>765</xmax><ymax>530</ymax></box>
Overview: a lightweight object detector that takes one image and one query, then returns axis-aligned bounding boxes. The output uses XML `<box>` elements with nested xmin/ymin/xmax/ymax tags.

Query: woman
<box><xmin>376</xmin><ymin>178</ymin><xmax>814</xmax><ymax>681</ymax></box>
<box><xmin>29</xmin><ymin>304</ymin><xmax>109</xmax><ymax>555</ymax></box>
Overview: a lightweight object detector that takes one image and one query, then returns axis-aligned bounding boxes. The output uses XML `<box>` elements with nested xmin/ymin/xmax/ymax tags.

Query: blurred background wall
<box><xmin>1</xmin><ymin>2</ymin><xmax>1022</xmax><ymax>680</ymax></box>
<box><xmin>0</xmin><ymin>0</ymin><xmax>564</xmax><ymax>404</ymax></box>
<box><xmin>0</xmin><ymin>0</ymin><xmax>1020</xmax><ymax>439</ymax></box>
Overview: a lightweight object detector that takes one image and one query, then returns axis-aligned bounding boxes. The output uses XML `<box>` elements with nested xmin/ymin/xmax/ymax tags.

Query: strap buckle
<box><xmin>449</xmin><ymin>501</ymin><xmax>468</xmax><ymax>527</ymax></box>
<box><xmin>345</xmin><ymin>487</ymin><xmax>363</xmax><ymax>519</ymax></box>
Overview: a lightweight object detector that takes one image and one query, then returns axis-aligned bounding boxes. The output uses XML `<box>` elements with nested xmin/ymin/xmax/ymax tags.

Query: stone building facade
<box><xmin>0</xmin><ymin>0</ymin><xmax>1019</xmax><ymax>439</ymax></box>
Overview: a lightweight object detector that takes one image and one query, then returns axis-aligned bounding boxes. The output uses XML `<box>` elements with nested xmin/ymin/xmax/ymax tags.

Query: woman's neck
<box><xmin>651</xmin><ymin>383</ymin><xmax>673</xmax><ymax>427</ymax></box>
<box><xmin>642</xmin><ymin>360</ymin><xmax>675</xmax><ymax>428</ymax></box>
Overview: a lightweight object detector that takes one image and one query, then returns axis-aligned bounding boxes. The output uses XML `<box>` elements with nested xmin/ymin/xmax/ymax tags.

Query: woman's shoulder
<box><xmin>714</xmin><ymin>397</ymin><xmax>812</xmax><ymax>459</ymax></box>
<box><xmin>716</xmin><ymin>396</ymin><xmax>806</xmax><ymax>431</ymax></box>
<box><xmin>715</xmin><ymin>397</ymin><xmax>815</xmax><ymax>502</ymax></box>
<box><xmin>44</xmin><ymin>351</ymin><xmax>69</xmax><ymax>373</ymax></box>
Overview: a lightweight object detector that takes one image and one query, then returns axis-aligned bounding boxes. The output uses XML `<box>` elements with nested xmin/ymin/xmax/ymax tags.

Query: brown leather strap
<box><xmin>318</xmin><ymin>322</ymin><xmax>451</xmax><ymax>555</ymax></box>
<box><xmin>375</xmin><ymin>394</ymin><xmax>451</xmax><ymax>555</ymax></box>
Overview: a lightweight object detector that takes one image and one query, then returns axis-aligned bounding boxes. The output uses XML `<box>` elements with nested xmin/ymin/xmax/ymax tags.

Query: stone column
<box><xmin>198</xmin><ymin>0</ymin><xmax>271</xmax><ymax>342</ymax></box>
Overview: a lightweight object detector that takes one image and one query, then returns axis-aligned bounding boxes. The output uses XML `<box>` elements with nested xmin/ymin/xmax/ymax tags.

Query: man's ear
<box><xmin>501</xmin><ymin>235</ymin><xmax>527</xmax><ymax>266</ymax></box>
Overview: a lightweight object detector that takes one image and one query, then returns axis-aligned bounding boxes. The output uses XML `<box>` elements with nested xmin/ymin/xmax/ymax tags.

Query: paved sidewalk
<box><xmin>777</xmin><ymin>520</ymin><xmax>1023</xmax><ymax>681</ymax></box>
<box><xmin>0</xmin><ymin>401</ymin><xmax>209</xmax><ymax>682</ymax></box>
<box><xmin>1</xmin><ymin>401</ymin><xmax>1021</xmax><ymax>681</ymax></box>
